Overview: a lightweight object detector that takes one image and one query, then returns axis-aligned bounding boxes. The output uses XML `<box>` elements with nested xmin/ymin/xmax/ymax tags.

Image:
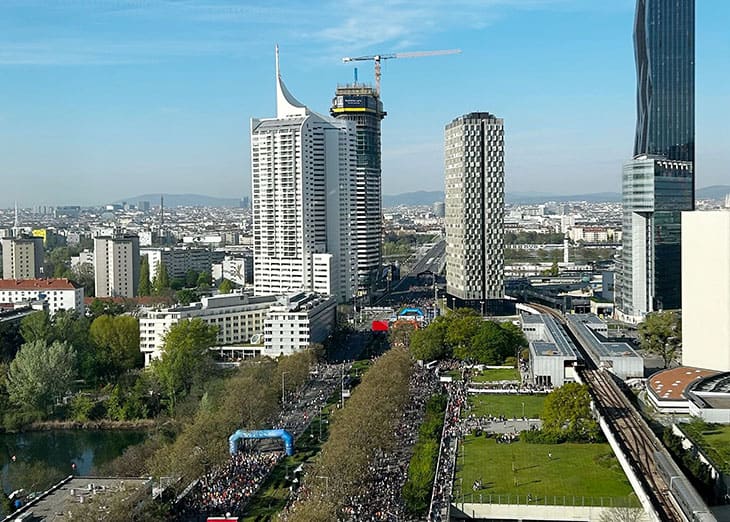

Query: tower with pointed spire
<box><xmin>250</xmin><ymin>47</ymin><xmax>356</xmax><ymax>303</ymax></box>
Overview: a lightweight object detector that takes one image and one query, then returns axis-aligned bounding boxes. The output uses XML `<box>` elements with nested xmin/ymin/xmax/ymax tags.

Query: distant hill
<box><xmin>383</xmin><ymin>191</ymin><xmax>445</xmax><ymax>207</ymax></box>
<box><xmin>115</xmin><ymin>193</ymin><xmax>242</xmax><ymax>208</ymax></box>
<box><xmin>697</xmin><ymin>185</ymin><xmax>730</xmax><ymax>200</ymax></box>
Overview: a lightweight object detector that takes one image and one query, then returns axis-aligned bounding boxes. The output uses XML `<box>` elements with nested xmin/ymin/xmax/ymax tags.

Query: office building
<box><xmin>682</xmin><ymin>210</ymin><xmax>730</xmax><ymax>371</ymax></box>
<box><xmin>263</xmin><ymin>292</ymin><xmax>337</xmax><ymax>356</ymax></box>
<box><xmin>1</xmin><ymin>236</ymin><xmax>44</xmax><ymax>279</ymax></box>
<box><xmin>0</xmin><ymin>278</ymin><xmax>84</xmax><ymax>316</ymax></box>
<box><xmin>331</xmin><ymin>84</ymin><xmax>386</xmax><ymax>300</ymax></box>
<box><xmin>619</xmin><ymin>0</ymin><xmax>695</xmax><ymax>322</ymax></box>
<box><xmin>139</xmin><ymin>293</ymin><xmax>277</xmax><ymax>365</ymax></box>
<box><xmin>94</xmin><ymin>235</ymin><xmax>140</xmax><ymax>298</ymax></box>
<box><xmin>444</xmin><ymin>112</ymin><xmax>505</xmax><ymax>307</ymax></box>
<box><xmin>251</xmin><ymin>48</ymin><xmax>356</xmax><ymax>303</ymax></box>
<box><xmin>618</xmin><ymin>157</ymin><xmax>693</xmax><ymax>320</ymax></box>
<box><xmin>140</xmin><ymin>247</ymin><xmax>214</xmax><ymax>281</ymax></box>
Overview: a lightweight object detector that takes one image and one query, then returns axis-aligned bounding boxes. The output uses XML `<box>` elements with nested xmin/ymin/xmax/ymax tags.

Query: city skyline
<box><xmin>0</xmin><ymin>0</ymin><xmax>728</xmax><ymax>208</ymax></box>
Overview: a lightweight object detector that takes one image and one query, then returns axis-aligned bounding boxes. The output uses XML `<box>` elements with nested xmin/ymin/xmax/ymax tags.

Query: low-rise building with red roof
<box><xmin>0</xmin><ymin>278</ymin><xmax>84</xmax><ymax>316</ymax></box>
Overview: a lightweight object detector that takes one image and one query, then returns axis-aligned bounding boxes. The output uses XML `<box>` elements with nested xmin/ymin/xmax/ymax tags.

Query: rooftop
<box><xmin>648</xmin><ymin>367</ymin><xmax>719</xmax><ymax>402</ymax></box>
<box><xmin>0</xmin><ymin>278</ymin><xmax>78</xmax><ymax>291</ymax></box>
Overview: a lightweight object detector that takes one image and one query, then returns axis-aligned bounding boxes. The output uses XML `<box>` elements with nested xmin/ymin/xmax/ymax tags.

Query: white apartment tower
<box><xmin>251</xmin><ymin>48</ymin><xmax>356</xmax><ymax>303</ymax></box>
<box><xmin>94</xmin><ymin>235</ymin><xmax>140</xmax><ymax>298</ymax></box>
<box><xmin>445</xmin><ymin>112</ymin><xmax>505</xmax><ymax>305</ymax></box>
<box><xmin>1</xmin><ymin>236</ymin><xmax>44</xmax><ymax>279</ymax></box>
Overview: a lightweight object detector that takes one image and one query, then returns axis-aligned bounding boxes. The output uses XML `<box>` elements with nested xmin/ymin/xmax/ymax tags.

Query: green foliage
<box><xmin>662</xmin><ymin>427</ymin><xmax>715</xmax><ymax>497</ymax></box>
<box><xmin>151</xmin><ymin>318</ymin><xmax>218</xmax><ymax>412</ymax></box>
<box><xmin>90</xmin><ymin>314</ymin><xmax>142</xmax><ymax>378</ymax></box>
<box><xmin>0</xmin><ymin>320</ymin><xmax>22</xmax><ymax>362</ymax></box>
<box><xmin>218</xmin><ymin>278</ymin><xmax>233</xmax><ymax>294</ymax></box>
<box><xmin>402</xmin><ymin>394</ymin><xmax>446</xmax><ymax>515</ymax></box>
<box><xmin>638</xmin><ymin>311</ymin><xmax>681</xmax><ymax>368</ymax></box>
<box><xmin>185</xmin><ymin>269</ymin><xmax>200</xmax><ymax>288</ymax></box>
<box><xmin>7</xmin><ymin>340</ymin><xmax>77</xmax><ymax>415</ymax></box>
<box><xmin>175</xmin><ymin>288</ymin><xmax>197</xmax><ymax>306</ymax></box>
<box><xmin>539</xmin><ymin>383</ymin><xmax>601</xmax><ymax>442</ymax></box>
<box><xmin>87</xmin><ymin>298</ymin><xmax>128</xmax><ymax>318</ymax></box>
<box><xmin>410</xmin><ymin>316</ymin><xmax>449</xmax><ymax>361</ymax></box>
<box><xmin>152</xmin><ymin>261</ymin><xmax>171</xmax><ymax>295</ymax></box>
<box><xmin>504</xmin><ymin>231</ymin><xmax>565</xmax><ymax>245</ymax></box>
<box><xmin>20</xmin><ymin>311</ymin><xmax>53</xmax><ymax>344</ymax></box>
<box><xmin>69</xmin><ymin>394</ymin><xmax>96</xmax><ymax>422</ymax></box>
<box><xmin>197</xmin><ymin>271</ymin><xmax>212</xmax><ymax>288</ymax></box>
<box><xmin>139</xmin><ymin>255</ymin><xmax>152</xmax><ymax>296</ymax></box>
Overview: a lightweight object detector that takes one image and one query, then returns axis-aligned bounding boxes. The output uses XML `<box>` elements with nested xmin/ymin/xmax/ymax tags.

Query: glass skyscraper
<box><xmin>618</xmin><ymin>0</ymin><xmax>695</xmax><ymax>322</ymax></box>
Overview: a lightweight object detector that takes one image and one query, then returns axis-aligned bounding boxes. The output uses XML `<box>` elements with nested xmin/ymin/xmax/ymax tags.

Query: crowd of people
<box><xmin>177</xmin><ymin>362</ymin><xmax>343</xmax><ymax>519</ymax></box>
<box><xmin>338</xmin><ymin>364</ymin><xmax>440</xmax><ymax>521</ymax></box>
<box><xmin>428</xmin><ymin>368</ymin><xmax>467</xmax><ymax>522</ymax></box>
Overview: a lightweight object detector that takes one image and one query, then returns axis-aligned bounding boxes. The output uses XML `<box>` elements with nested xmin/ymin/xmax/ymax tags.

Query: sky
<box><xmin>0</xmin><ymin>0</ymin><xmax>728</xmax><ymax>208</ymax></box>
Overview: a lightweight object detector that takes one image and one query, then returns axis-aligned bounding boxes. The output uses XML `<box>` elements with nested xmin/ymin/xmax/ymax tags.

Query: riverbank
<box><xmin>23</xmin><ymin>419</ymin><xmax>156</xmax><ymax>431</ymax></box>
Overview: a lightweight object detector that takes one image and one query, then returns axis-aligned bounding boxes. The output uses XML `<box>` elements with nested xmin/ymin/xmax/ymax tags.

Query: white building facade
<box><xmin>263</xmin><ymin>292</ymin><xmax>337</xmax><ymax>356</ymax></box>
<box><xmin>251</xmin><ymin>48</ymin><xmax>356</xmax><ymax>303</ymax></box>
<box><xmin>94</xmin><ymin>235</ymin><xmax>140</xmax><ymax>298</ymax></box>
<box><xmin>139</xmin><ymin>293</ymin><xmax>278</xmax><ymax>365</ymax></box>
<box><xmin>445</xmin><ymin>112</ymin><xmax>505</xmax><ymax>304</ymax></box>
<box><xmin>682</xmin><ymin>210</ymin><xmax>730</xmax><ymax>371</ymax></box>
<box><xmin>0</xmin><ymin>278</ymin><xmax>84</xmax><ymax>316</ymax></box>
<box><xmin>140</xmin><ymin>247</ymin><xmax>213</xmax><ymax>281</ymax></box>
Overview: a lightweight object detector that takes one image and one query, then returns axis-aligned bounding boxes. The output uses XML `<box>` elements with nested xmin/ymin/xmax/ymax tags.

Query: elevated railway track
<box><xmin>529</xmin><ymin>303</ymin><xmax>714</xmax><ymax>522</ymax></box>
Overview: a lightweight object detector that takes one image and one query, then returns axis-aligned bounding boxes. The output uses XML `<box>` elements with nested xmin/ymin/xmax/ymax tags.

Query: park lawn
<box><xmin>466</xmin><ymin>394</ymin><xmax>546</xmax><ymax>419</ymax></box>
<box><xmin>472</xmin><ymin>368</ymin><xmax>520</xmax><ymax>383</ymax></box>
<box><xmin>456</xmin><ymin>436</ymin><xmax>634</xmax><ymax>506</ymax></box>
<box><xmin>684</xmin><ymin>423</ymin><xmax>730</xmax><ymax>473</ymax></box>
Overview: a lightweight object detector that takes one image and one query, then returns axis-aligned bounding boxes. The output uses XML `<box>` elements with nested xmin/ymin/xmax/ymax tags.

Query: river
<box><xmin>0</xmin><ymin>429</ymin><xmax>146</xmax><ymax>496</ymax></box>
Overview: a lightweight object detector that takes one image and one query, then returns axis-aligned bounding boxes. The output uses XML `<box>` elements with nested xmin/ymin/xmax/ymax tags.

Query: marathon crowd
<box><xmin>338</xmin><ymin>364</ymin><xmax>440</xmax><ymax>521</ymax></box>
<box><xmin>177</xmin><ymin>363</ymin><xmax>342</xmax><ymax>519</ymax></box>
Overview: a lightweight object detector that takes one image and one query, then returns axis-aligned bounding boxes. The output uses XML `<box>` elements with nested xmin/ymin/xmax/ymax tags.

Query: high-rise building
<box><xmin>1</xmin><ymin>236</ymin><xmax>44</xmax><ymax>279</ymax></box>
<box><xmin>619</xmin><ymin>156</ymin><xmax>693</xmax><ymax>319</ymax></box>
<box><xmin>94</xmin><ymin>235</ymin><xmax>140</xmax><ymax>298</ymax></box>
<box><xmin>444</xmin><ymin>112</ymin><xmax>505</xmax><ymax>308</ymax></box>
<box><xmin>251</xmin><ymin>48</ymin><xmax>356</xmax><ymax>303</ymax></box>
<box><xmin>330</xmin><ymin>84</ymin><xmax>386</xmax><ymax>301</ymax></box>
<box><xmin>618</xmin><ymin>0</ymin><xmax>695</xmax><ymax>322</ymax></box>
<box><xmin>681</xmin><ymin>210</ymin><xmax>730</xmax><ymax>371</ymax></box>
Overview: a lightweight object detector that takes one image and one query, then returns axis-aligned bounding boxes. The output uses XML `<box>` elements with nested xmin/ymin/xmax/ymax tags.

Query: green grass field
<box><xmin>455</xmin><ymin>435</ymin><xmax>635</xmax><ymax>506</ymax></box>
<box><xmin>466</xmin><ymin>394</ymin><xmax>546</xmax><ymax>419</ymax></box>
<box><xmin>682</xmin><ymin>423</ymin><xmax>730</xmax><ymax>473</ymax></box>
<box><xmin>472</xmin><ymin>368</ymin><xmax>520</xmax><ymax>383</ymax></box>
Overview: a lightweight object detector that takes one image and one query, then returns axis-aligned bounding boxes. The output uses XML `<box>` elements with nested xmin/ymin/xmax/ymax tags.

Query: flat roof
<box><xmin>7</xmin><ymin>476</ymin><xmax>151</xmax><ymax>521</ymax></box>
<box><xmin>648</xmin><ymin>367</ymin><xmax>719</xmax><ymax>402</ymax></box>
<box><xmin>522</xmin><ymin>313</ymin><xmax>577</xmax><ymax>358</ymax></box>
<box><xmin>521</xmin><ymin>313</ymin><xmax>544</xmax><ymax>324</ymax></box>
<box><xmin>566</xmin><ymin>314</ymin><xmax>641</xmax><ymax>359</ymax></box>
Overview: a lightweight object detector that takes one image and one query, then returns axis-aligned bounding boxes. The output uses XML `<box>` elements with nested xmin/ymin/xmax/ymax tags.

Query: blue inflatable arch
<box><xmin>228</xmin><ymin>429</ymin><xmax>295</xmax><ymax>456</ymax></box>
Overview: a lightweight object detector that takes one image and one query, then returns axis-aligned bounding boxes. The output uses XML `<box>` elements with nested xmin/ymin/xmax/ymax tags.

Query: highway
<box><xmin>377</xmin><ymin>239</ymin><xmax>446</xmax><ymax>307</ymax></box>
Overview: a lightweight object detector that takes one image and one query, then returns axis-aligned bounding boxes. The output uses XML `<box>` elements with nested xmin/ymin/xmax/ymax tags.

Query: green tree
<box><xmin>151</xmin><ymin>319</ymin><xmax>218</xmax><ymax>411</ymax></box>
<box><xmin>7</xmin><ymin>340</ymin><xmax>77</xmax><ymax>415</ymax></box>
<box><xmin>90</xmin><ymin>315</ymin><xmax>142</xmax><ymax>378</ymax></box>
<box><xmin>72</xmin><ymin>262</ymin><xmax>95</xmax><ymax>297</ymax></box>
<box><xmin>541</xmin><ymin>382</ymin><xmax>599</xmax><ymax>442</ymax></box>
<box><xmin>445</xmin><ymin>308</ymin><xmax>483</xmax><ymax>361</ymax></box>
<box><xmin>139</xmin><ymin>255</ymin><xmax>152</xmax><ymax>296</ymax></box>
<box><xmin>218</xmin><ymin>278</ymin><xmax>233</xmax><ymax>294</ymax></box>
<box><xmin>409</xmin><ymin>317</ymin><xmax>449</xmax><ymax>361</ymax></box>
<box><xmin>196</xmin><ymin>271</ymin><xmax>212</xmax><ymax>288</ymax></box>
<box><xmin>19</xmin><ymin>311</ymin><xmax>53</xmax><ymax>344</ymax></box>
<box><xmin>185</xmin><ymin>269</ymin><xmax>199</xmax><ymax>288</ymax></box>
<box><xmin>176</xmin><ymin>288</ymin><xmax>197</xmax><ymax>306</ymax></box>
<box><xmin>152</xmin><ymin>261</ymin><xmax>170</xmax><ymax>295</ymax></box>
<box><xmin>638</xmin><ymin>311</ymin><xmax>681</xmax><ymax>368</ymax></box>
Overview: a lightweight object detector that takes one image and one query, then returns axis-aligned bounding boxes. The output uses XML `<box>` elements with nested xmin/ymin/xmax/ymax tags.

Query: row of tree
<box><xmin>409</xmin><ymin>308</ymin><xmax>527</xmax><ymax>365</ymax></box>
<box><xmin>138</xmin><ymin>257</ymin><xmax>216</xmax><ymax>297</ymax></box>
<box><xmin>284</xmin><ymin>345</ymin><xmax>413</xmax><ymax>521</ymax></box>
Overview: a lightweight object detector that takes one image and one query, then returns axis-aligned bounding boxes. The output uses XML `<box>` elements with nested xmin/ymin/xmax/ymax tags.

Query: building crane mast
<box><xmin>342</xmin><ymin>49</ymin><xmax>461</xmax><ymax>96</ymax></box>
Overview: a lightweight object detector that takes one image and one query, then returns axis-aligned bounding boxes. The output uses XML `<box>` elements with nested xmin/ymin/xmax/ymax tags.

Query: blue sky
<box><xmin>0</xmin><ymin>0</ymin><xmax>727</xmax><ymax>207</ymax></box>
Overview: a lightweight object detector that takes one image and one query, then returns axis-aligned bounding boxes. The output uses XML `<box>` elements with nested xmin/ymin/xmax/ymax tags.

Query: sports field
<box><xmin>455</xmin><ymin>435</ymin><xmax>635</xmax><ymax>506</ymax></box>
<box><xmin>466</xmin><ymin>393</ymin><xmax>546</xmax><ymax>419</ymax></box>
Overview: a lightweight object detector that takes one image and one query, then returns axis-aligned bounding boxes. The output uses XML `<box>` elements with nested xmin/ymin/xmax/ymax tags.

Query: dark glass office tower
<box><xmin>619</xmin><ymin>0</ymin><xmax>695</xmax><ymax>321</ymax></box>
<box><xmin>331</xmin><ymin>85</ymin><xmax>386</xmax><ymax>302</ymax></box>
<box><xmin>634</xmin><ymin>0</ymin><xmax>695</xmax><ymax>165</ymax></box>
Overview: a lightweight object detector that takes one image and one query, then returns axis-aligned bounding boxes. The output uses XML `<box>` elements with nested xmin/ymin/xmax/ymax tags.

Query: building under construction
<box><xmin>331</xmin><ymin>84</ymin><xmax>386</xmax><ymax>302</ymax></box>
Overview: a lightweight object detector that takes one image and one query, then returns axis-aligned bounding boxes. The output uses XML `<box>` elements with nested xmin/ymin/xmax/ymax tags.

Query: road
<box><xmin>378</xmin><ymin>239</ymin><xmax>446</xmax><ymax>308</ymax></box>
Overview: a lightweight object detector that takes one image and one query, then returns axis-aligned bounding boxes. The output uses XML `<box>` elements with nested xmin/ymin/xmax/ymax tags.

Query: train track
<box><xmin>529</xmin><ymin>303</ymin><xmax>686</xmax><ymax>521</ymax></box>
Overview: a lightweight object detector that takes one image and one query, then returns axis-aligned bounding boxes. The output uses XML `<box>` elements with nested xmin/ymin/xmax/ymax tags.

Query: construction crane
<box><xmin>342</xmin><ymin>49</ymin><xmax>461</xmax><ymax>96</ymax></box>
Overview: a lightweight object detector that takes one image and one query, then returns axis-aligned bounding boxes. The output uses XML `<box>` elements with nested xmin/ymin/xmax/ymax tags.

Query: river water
<box><xmin>0</xmin><ymin>430</ymin><xmax>146</xmax><ymax>495</ymax></box>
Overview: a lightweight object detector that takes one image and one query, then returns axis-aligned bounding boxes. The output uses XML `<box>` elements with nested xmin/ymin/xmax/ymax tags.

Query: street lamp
<box><xmin>281</xmin><ymin>371</ymin><xmax>289</xmax><ymax>405</ymax></box>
